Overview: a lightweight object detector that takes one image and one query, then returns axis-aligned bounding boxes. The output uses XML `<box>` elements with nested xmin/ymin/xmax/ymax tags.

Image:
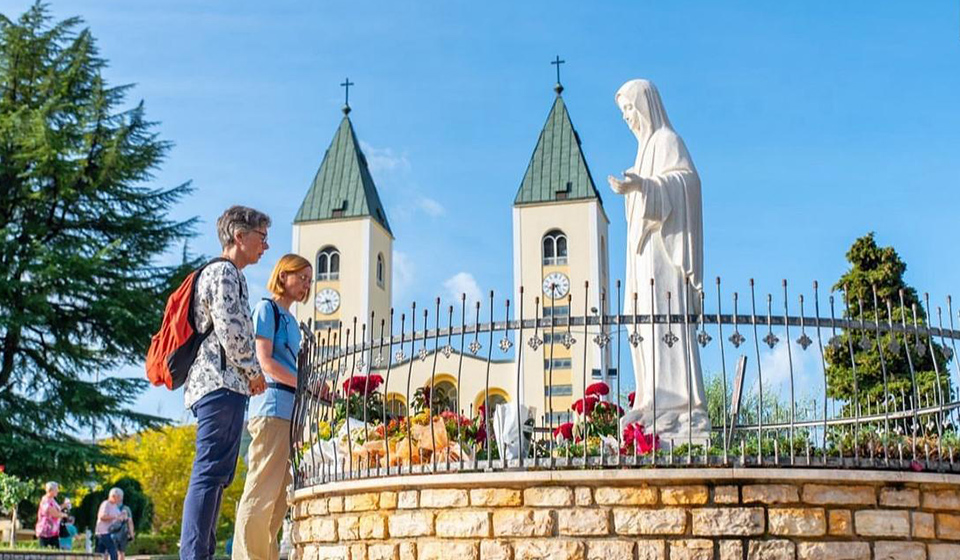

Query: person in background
<box><xmin>180</xmin><ymin>206</ymin><xmax>270</xmax><ymax>560</ymax></box>
<box><xmin>114</xmin><ymin>499</ymin><xmax>135</xmax><ymax>560</ymax></box>
<box><xmin>233</xmin><ymin>254</ymin><xmax>311</xmax><ymax>560</ymax></box>
<box><xmin>95</xmin><ymin>488</ymin><xmax>126</xmax><ymax>560</ymax></box>
<box><xmin>59</xmin><ymin>516</ymin><xmax>78</xmax><ymax>550</ymax></box>
<box><xmin>35</xmin><ymin>481</ymin><xmax>66</xmax><ymax>548</ymax></box>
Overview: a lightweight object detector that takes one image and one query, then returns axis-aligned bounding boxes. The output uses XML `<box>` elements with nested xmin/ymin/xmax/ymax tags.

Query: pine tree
<box><xmin>824</xmin><ymin>233</ymin><xmax>952</xmax><ymax>413</ymax></box>
<box><xmin>0</xmin><ymin>3</ymin><xmax>198</xmax><ymax>482</ymax></box>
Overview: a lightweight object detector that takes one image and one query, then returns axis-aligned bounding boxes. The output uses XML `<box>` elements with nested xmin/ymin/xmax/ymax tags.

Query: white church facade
<box><xmin>291</xmin><ymin>87</ymin><xmax>614</xmax><ymax>423</ymax></box>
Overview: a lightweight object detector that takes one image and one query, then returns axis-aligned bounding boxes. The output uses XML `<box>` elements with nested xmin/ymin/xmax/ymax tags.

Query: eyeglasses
<box><xmin>248</xmin><ymin>230</ymin><xmax>268</xmax><ymax>244</ymax></box>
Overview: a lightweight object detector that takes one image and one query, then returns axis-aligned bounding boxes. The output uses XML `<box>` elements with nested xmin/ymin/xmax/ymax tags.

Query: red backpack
<box><xmin>146</xmin><ymin>258</ymin><xmax>231</xmax><ymax>390</ymax></box>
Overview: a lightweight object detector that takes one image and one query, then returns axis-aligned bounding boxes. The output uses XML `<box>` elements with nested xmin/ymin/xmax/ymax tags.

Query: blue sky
<box><xmin>8</xmin><ymin>1</ymin><xmax>960</xmax><ymax>422</ymax></box>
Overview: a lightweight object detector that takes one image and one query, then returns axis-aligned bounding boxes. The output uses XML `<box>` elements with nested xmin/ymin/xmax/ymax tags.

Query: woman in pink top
<box><xmin>35</xmin><ymin>482</ymin><xmax>66</xmax><ymax>548</ymax></box>
<box><xmin>95</xmin><ymin>488</ymin><xmax>126</xmax><ymax>560</ymax></box>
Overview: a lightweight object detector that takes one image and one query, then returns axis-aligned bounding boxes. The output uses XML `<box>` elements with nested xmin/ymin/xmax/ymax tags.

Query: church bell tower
<box><xmin>292</xmin><ymin>86</ymin><xmax>393</xmax><ymax>338</ymax></box>
<box><xmin>513</xmin><ymin>66</ymin><xmax>612</xmax><ymax>423</ymax></box>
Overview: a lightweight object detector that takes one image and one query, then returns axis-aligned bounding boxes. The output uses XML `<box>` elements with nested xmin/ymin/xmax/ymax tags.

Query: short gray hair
<box><xmin>109</xmin><ymin>487</ymin><xmax>124</xmax><ymax>499</ymax></box>
<box><xmin>45</xmin><ymin>481</ymin><xmax>59</xmax><ymax>493</ymax></box>
<box><xmin>216</xmin><ymin>205</ymin><xmax>271</xmax><ymax>248</ymax></box>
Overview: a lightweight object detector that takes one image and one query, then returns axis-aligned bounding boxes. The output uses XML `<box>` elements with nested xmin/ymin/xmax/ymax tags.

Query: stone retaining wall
<box><xmin>291</xmin><ymin>469</ymin><xmax>960</xmax><ymax>560</ymax></box>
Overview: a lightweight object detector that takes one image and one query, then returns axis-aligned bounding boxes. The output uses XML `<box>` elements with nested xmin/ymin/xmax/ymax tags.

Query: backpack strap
<box><xmin>193</xmin><ymin>257</ymin><xmax>240</xmax><ymax>373</ymax></box>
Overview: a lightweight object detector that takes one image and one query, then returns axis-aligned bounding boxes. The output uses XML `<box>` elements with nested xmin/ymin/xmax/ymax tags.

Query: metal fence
<box><xmin>291</xmin><ymin>279</ymin><xmax>960</xmax><ymax>489</ymax></box>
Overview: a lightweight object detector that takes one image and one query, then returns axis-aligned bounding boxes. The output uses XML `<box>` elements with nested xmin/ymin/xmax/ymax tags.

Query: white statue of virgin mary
<box><xmin>607</xmin><ymin>79</ymin><xmax>711</xmax><ymax>443</ymax></box>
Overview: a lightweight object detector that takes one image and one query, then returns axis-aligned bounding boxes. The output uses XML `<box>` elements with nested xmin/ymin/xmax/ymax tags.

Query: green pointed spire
<box><xmin>294</xmin><ymin>116</ymin><xmax>392</xmax><ymax>234</ymax></box>
<box><xmin>514</xmin><ymin>95</ymin><xmax>601</xmax><ymax>206</ymax></box>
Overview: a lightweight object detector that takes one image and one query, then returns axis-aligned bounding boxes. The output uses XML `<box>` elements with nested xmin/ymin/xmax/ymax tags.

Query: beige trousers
<box><xmin>233</xmin><ymin>416</ymin><xmax>293</xmax><ymax>560</ymax></box>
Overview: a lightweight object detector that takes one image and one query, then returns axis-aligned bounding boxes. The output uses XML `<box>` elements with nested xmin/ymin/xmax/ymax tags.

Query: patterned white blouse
<box><xmin>184</xmin><ymin>260</ymin><xmax>263</xmax><ymax>409</ymax></box>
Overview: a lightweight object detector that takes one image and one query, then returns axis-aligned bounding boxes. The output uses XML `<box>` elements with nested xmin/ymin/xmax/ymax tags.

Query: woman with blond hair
<box><xmin>233</xmin><ymin>254</ymin><xmax>312</xmax><ymax>560</ymax></box>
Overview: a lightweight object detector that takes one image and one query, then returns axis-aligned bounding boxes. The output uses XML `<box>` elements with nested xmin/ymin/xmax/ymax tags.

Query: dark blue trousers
<box><xmin>180</xmin><ymin>388</ymin><xmax>247</xmax><ymax>560</ymax></box>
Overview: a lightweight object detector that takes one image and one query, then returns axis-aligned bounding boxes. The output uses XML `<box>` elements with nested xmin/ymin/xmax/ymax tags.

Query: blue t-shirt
<box><xmin>248</xmin><ymin>299</ymin><xmax>300</xmax><ymax>420</ymax></box>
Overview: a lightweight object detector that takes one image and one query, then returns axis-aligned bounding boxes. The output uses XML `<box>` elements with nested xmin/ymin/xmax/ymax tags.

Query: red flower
<box><xmin>622</xmin><ymin>422</ymin><xmax>659</xmax><ymax>455</ymax></box>
<box><xmin>572</xmin><ymin>395</ymin><xmax>599</xmax><ymax>416</ymax></box>
<box><xmin>342</xmin><ymin>375</ymin><xmax>384</xmax><ymax>396</ymax></box>
<box><xmin>440</xmin><ymin>410</ymin><xmax>458</xmax><ymax>421</ymax></box>
<box><xmin>553</xmin><ymin>422</ymin><xmax>574</xmax><ymax>440</ymax></box>
<box><xmin>474</xmin><ymin>424</ymin><xmax>487</xmax><ymax>444</ymax></box>
<box><xmin>477</xmin><ymin>404</ymin><xmax>486</xmax><ymax>420</ymax></box>
<box><xmin>0</xmin><ymin>465</ymin><xmax>5</xmax><ymax>473</ymax></box>
<box><xmin>585</xmin><ymin>382</ymin><xmax>610</xmax><ymax>397</ymax></box>
<box><xmin>628</xmin><ymin>391</ymin><xmax>636</xmax><ymax>407</ymax></box>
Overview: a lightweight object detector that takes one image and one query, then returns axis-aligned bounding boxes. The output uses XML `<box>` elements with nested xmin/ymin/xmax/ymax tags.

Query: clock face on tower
<box><xmin>542</xmin><ymin>272</ymin><xmax>570</xmax><ymax>299</ymax></box>
<box><xmin>315</xmin><ymin>288</ymin><xmax>341</xmax><ymax>315</ymax></box>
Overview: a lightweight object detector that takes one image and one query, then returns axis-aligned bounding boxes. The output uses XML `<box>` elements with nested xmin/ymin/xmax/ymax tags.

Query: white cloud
<box><xmin>749</xmin><ymin>338</ymin><xmax>825</xmax><ymax>403</ymax></box>
<box><xmin>417</xmin><ymin>197</ymin><xmax>445</xmax><ymax>217</ymax></box>
<box><xmin>359</xmin><ymin>140</ymin><xmax>411</xmax><ymax>175</ymax></box>
<box><xmin>392</xmin><ymin>250</ymin><xmax>416</xmax><ymax>306</ymax></box>
<box><xmin>444</xmin><ymin>272</ymin><xmax>483</xmax><ymax>308</ymax></box>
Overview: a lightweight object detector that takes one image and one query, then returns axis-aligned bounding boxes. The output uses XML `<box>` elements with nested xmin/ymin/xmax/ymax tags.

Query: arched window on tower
<box><xmin>317</xmin><ymin>246</ymin><xmax>340</xmax><ymax>281</ymax></box>
<box><xmin>376</xmin><ymin>253</ymin><xmax>385</xmax><ymax>289</ymax></box>
<box><xmin>542</xmin><ymin>230</ymin><xmax>568</xmax><ymax>266</ymax></box>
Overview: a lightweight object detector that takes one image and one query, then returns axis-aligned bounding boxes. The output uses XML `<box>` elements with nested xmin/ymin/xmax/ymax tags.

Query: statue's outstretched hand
<box><xmin>607</xmin><ymin>172</ymin><xmax>643</xmax><ymax>195</ymax></box>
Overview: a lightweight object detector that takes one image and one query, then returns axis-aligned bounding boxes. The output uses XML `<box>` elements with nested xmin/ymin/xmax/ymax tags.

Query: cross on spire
<box><xmin>340</xmin><ymin>77</ymin><xmax>354</xmax><ymax>114</ymax></box>
<box><xmin>551</xmin><ymin>55</ymin><xmax>565</xmax><ymax>94</ymax></box>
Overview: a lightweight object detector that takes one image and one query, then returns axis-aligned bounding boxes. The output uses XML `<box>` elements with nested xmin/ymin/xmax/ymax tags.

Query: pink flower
<box><xmin>622</xmin><ymin>422</ymin><xmax>659</xmax><ymax>455</ymax></box>
<box><xmin>553</xmin><ymin>422</ymin><xmax>574</xmax><ymax>441</ymax></box>
<box><xmin>628</xmin><ymin>391</ymin><xmax>636</xmax><ymax>407</ymax></box>
<box><xmin>585</xmin><ymin>382</ymin><xmax>610</xmax><ymax>397</ymax></box>
<box><xmin>572</xmin><ymin>395</ymin><xmax>599</xmax><ymax>416</ymax></box>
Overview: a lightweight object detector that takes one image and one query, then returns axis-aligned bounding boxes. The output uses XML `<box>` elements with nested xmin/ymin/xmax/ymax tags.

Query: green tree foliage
<box><xmin>0</xmin><ymin>471</ymin><xmax>33</xmax><ymax>546</ymax></box>
<box><xmin>0</xmin><ymin>3</ymin><xmax>198</xmax><ymax>482</ymax></box>
<box><xmin>824</xmin><ymin>233</ymin><xmax>952</xmax><ymax>410</ymax></box>
<box><xmin>74</xmin><ymin>476</ymin><xmax>153</xmax><ymax>534</ymax></box>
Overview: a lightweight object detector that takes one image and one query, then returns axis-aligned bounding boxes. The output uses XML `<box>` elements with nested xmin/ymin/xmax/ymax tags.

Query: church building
<box><xmin>292</xmin><ymin>80</ymin><xmax>613</xmax><ymax>424</ymax></box>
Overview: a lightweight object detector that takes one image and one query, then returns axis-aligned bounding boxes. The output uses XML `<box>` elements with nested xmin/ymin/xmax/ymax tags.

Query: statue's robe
<box><xmin>618</xmin><ymin>80</ymin><xmax>711</xmax><ymax>443</ymax></box>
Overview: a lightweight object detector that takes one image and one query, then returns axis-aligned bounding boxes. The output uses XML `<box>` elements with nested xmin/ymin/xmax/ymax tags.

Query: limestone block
<box><xmin>337</xmin><ymin>515</ymin><xmax>360</xmax><ymax>541</ymax></box>
<box><xmin>575</xmin><ymin>487</ymin><xmax>593</xmax><ymax>506</ymax></box>
<box><xmin>873</xmin><ymin>541</ymin><xmax>925</xmax><ymax>560</ymax></box>
<box><xmin>914</xmin><ymin>511</ymin><xmax>936</xmax><ymax>539</ymax></box>
<box><xmin>747</xmin><ymin>540</ymin><xmax>795</xmax><ymax>560</ymax></box>
<box><xmin>470</xmin><ymin>488</ymin><xmax>522</xmax><ymax>507</ymax></box>
<box><xmin>315</xmin><ymin>545</ymin><xmax>349</xmax><ymax>560</ymax></box>
<box><xmin>398</xmin><ymin>541</ymin><xmax>416</xmax><ymax>560</ymax></box>
<box><xmin>930</xmin><ymin>544</ymin><xmax>960</xmax><ymax>560</ymax></box>
<box><xmin>612</xmin><ymin>508</ymin><xmax>686</xmax><ymax>535</ymax></box>
<box><xmin>436</xmin><ymin>511</ymin><xmax>490</xmax><ymax>538</ymax></box>
<box><xmin>387</xmin><ymin>511</ymin><xmax>434</xmax><ymax>538</ymax></box>
<box><xmin>924</xmin><ymin>489</ymin><xmax>960</xmax><ymax>511</ymax></box>
<box><xmin>328</xmin><ymin>496</ymin><xmax>344</xmax><ymax>513</ymax></box>
<box><xmin>359</xmin><ymin>514</ymin><xmax>387</xmax><ymax>540</ymax></box>
<box><xmin>301</xmin><ymin>545</ymin><xmax>318</xmax><ymax>560</ymax></box>
<box><xmin>661</xmin><ymin>485</ymin><xmax>709</xmax><ymax>505</ymax></box>
<box><xmin>479</xmin><ymin>540</ymin><xmax>512</xmax><ymax>560</ymax></box>
<box><xmin>586</xmin><ymin>540</ymin><xmax>633</xmax><ymax>560</ymax></box>
<box><xmin>312</xmin><ymin>518</ymin><xmax>337</xmax><ymax>543</ymax></box>
<box><xmin>718</xmin><ymin>540</ymin><xmax>742</xmax><ymax>560</ymax></box>
<box><xmin>492</xmin><ymin>509</ymin><xmax>554</xmax><ymax>537</ymax></box>
<box><xmin>513</xmin><ymin>539</ymin><xmax>584</xmax><ymax>560</ymax></box>
<box><xmin>768</xmin><ymin>508</ymin><xmax>826</xmax><ymax>536</ymax></box>
<box><xmin>419</xmin><ymin>488</ymin><xmax>469</xmax><ymax>508</ymax></box>
<box><xmin>293</xmin><ymin>520</ymin><xmax>310</xmax><ymax>544</ymax></box>
<box><xmin>523</xmin><ymin>486</ymin><xmax>574</xmax><ymax>507</ymax></box>
<box><xmin>937</xmin><ymin>513</ymin><xmax>960</xmax><ymax>540</ymax></box>
<box><xmin>802</xmin><ymin>484</ymin><xmax>875</xmax><ymax>505</ymax></box>
<box><xmin>827</xmin><ymin>510</ymin><xmax>852</xmax><ymax>536</ymax></box>
<box><xmin>594</xmin><ymin>486</ymin><xmax>658</xmax><ymax>506</ymax></box>
<box><xmin>691</xmin><ymin>508</ymin><xmax>765</xmax><ymax>536</ymax></box>
<box><xmin>742</xmin><ymin>484</ymin><xmax>799</xmax><ymax>504</ymax></box>
<box><xmin>669</xmin><ymin>539</ymin><xmax>713</xmax><ymax>560</ymax></box>
<box><xmin>797</xmin><ymin>542</ymin><xmax>870</xmax><ymax>560</ymax></box>
<box><xmin>879</xmin><ymin>488</ymin><xmax>919</xmax><ymax>508</ymax></box>
<box><xmin>714</xmin><ymin>486</ymin><xmax>739</xmax><ymax>505</ymax></box>
<box><xmin>854</xmin><ymin>510</ymin><xmax>910</xmax><ymax>537</ymax></box>
<box><xmin>398</xmin><ymin>491</ymin><xmax>418</xmax><ymax>509</ymax></box>
<box><xmin>557</xmin><ymin>509</ymin><xmax>610</xmax><ymax>536</ymax></box>
<box><xmin>417</xmin><ymin>540</ymin><xmax>479</xmax><ymax>560</ymax></box>
<box><xmin>349</xmin><ymin>544</ymin><xmax>366</xmax><ymax>560</ymax></box>
<box><xmin>367</xmin><ymin>543</ymin><xmax>398</xmax><ymax>560</ymax></box>
<box><xmin>345</xmin><ymin>492</ymin><xmax>380</xmax><ymax>512</ymax></box>
<box><xmin>635</xmin><ymin>540</ymin><xmax>665</xmax><ymax>560</ymax></box>
<box><xmin>379</xmin><ymin>491</ymin><xmax>398</xmax><ymax>510</ymax></box>
<box><xmin>308</xmin><ymin>498</ymin><xmax>329</xmax><ymax>517</ymax></box>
